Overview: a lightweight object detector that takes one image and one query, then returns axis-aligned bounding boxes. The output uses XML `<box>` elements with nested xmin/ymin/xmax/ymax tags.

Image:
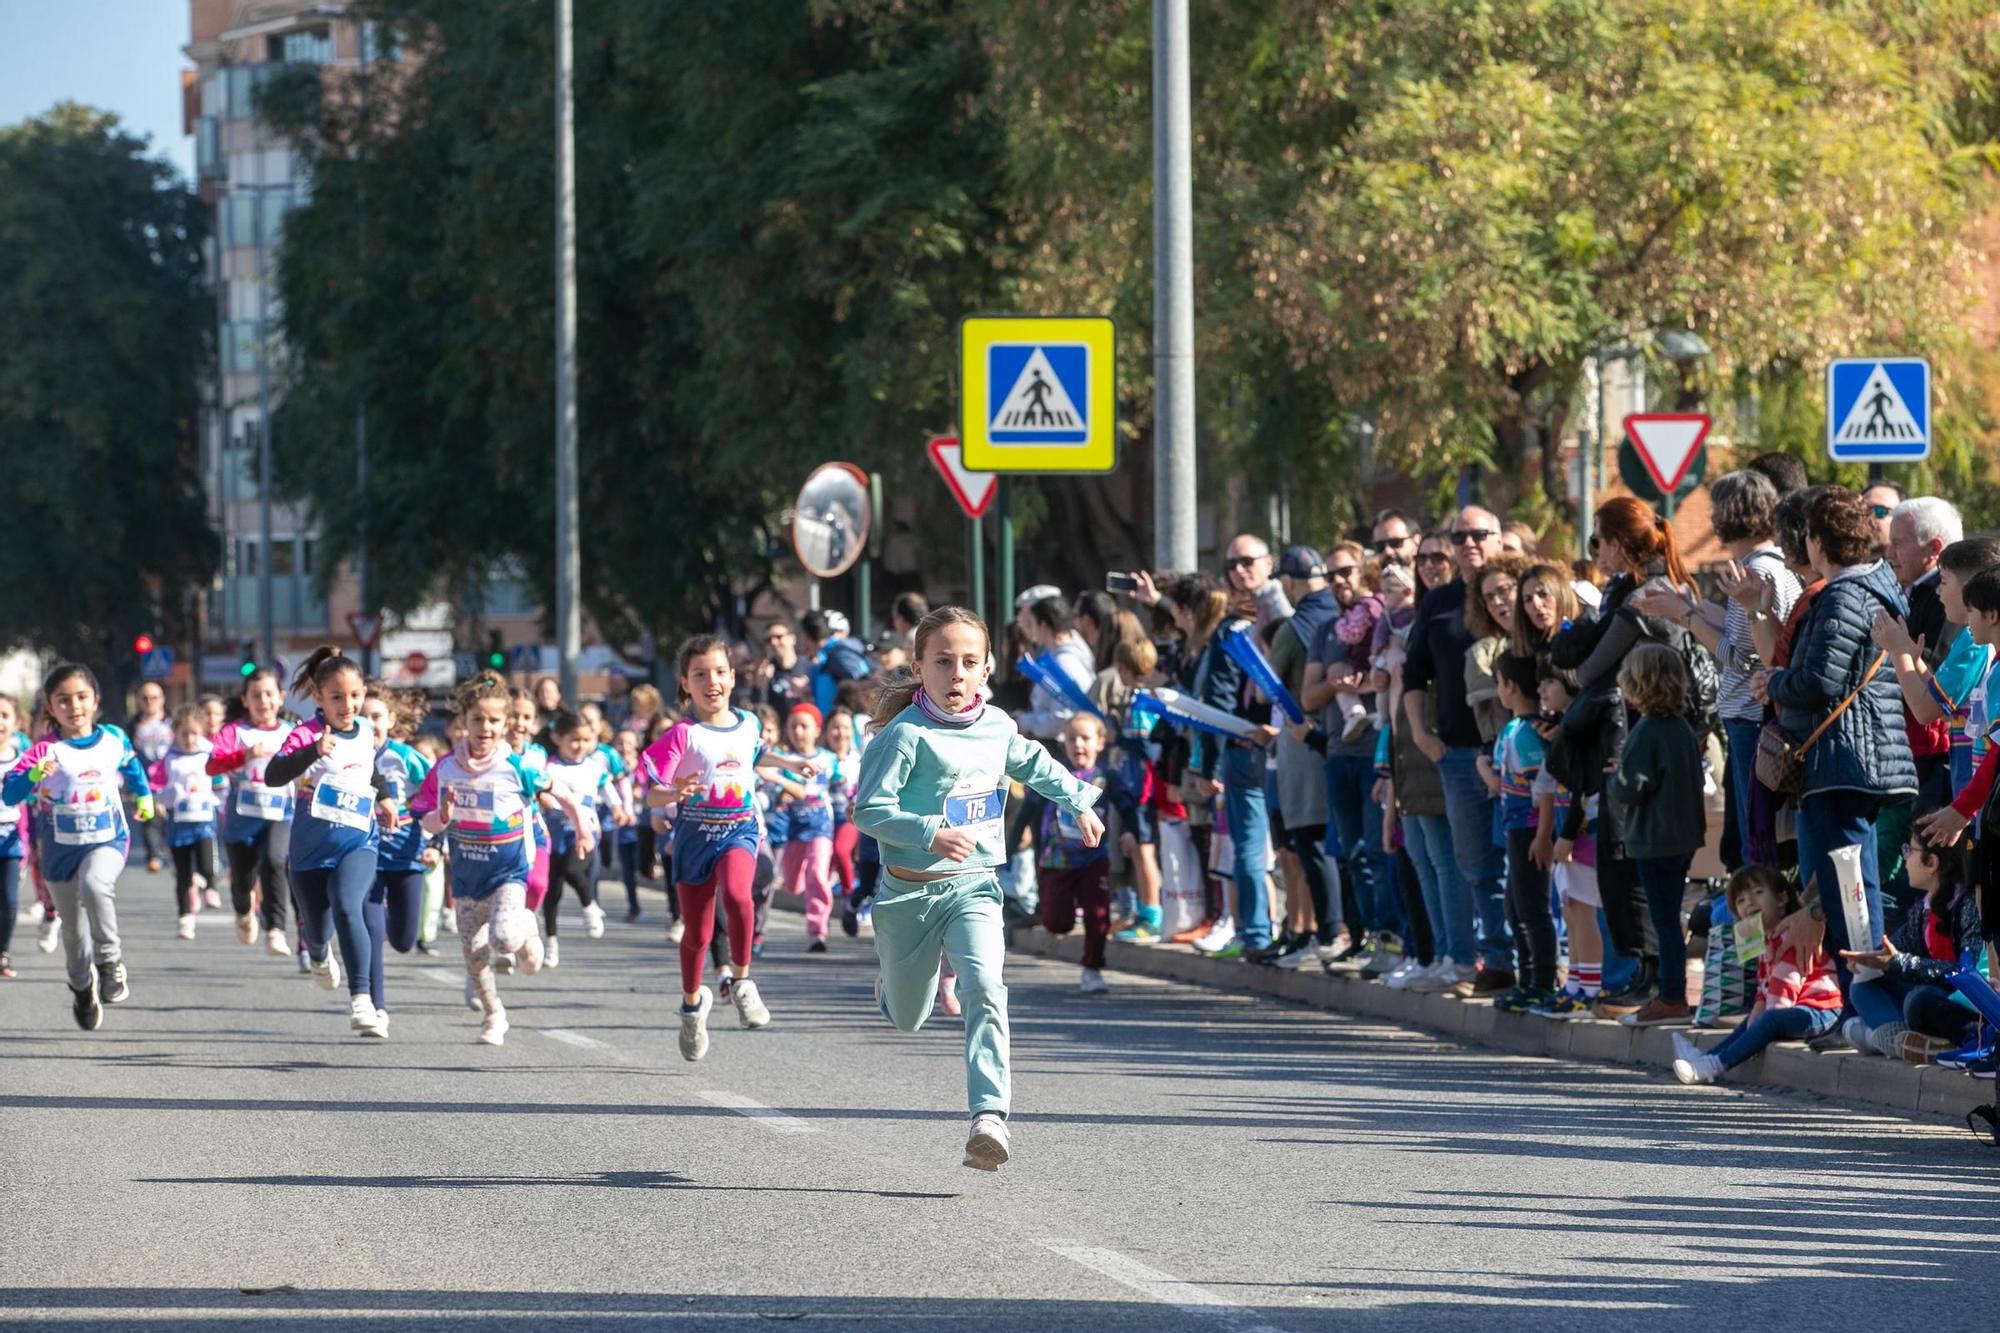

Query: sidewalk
<box><xmin>1007</xmin><ymin>925</ymin><xmax>1992</xmax><ymax>1124</ymax></box>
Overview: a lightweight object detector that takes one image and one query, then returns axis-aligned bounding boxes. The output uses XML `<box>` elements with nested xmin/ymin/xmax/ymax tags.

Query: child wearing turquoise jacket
<box><xmin>853</xmin><ymin>607</ymin><xmax>1104</xmax><ymax>1172</ymax></box>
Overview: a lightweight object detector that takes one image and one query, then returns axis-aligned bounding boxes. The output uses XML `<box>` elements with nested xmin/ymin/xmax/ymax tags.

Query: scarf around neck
<box><xmin>915</xmin><ymin>687</ymin><xmax>985</xmax><ymax>728</ymax></box>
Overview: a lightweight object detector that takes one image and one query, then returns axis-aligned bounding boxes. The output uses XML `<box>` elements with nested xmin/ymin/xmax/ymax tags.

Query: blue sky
<box><xmin>0</xmin><ymin>0</ymin><xmax>195</xmax><ymax>178</ymax></box>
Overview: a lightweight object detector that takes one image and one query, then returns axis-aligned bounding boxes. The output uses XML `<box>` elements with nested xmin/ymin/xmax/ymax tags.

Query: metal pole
<box><xmin>858</xmin><ymin>557</ymin><xmax>872</xmax><ymax>643</ymax></box>
<box><xmin>969</xmin><ymin>516</ymin><xmax>986</xmax><ymax>625</ymax></box>
<box><xmin>356</xmin><ymin>400</ymin><xmax>371</xmax><ymax>675</ymax></box>
<box><xmin>998</xmin><ymin>478</ymin><xmax>1016</xmax><ymax>621</ymax></box>
<box><xmin>554</xmin><ymin>0</ymin><xmax>582</xmax><ymax>702</ymax></box>
<box><xmin>254</xmin><ymin>176</ymin><xmax>276</xmax><ymax>668</ymax></box>
<box><xmin>1152</xmin><ymin>0</ymin><xmax>1197</xmax><ymax>571</ymax></box>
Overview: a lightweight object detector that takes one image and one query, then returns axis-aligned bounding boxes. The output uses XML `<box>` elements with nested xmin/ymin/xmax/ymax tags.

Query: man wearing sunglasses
<box><xmin>1372</xmin><ymin>510</ymin><xmax>1419</xmax><ymax>568</ymax></box>
<box><xmin>1225</xmin><ymin>533</ymin><xmax>1293</xmax><ymax>634</ymax></box>
<box><xmin>1862</xmin><ymin>480</ymin><xmax>1905</xmax><ymax>553</ymax></box>
<box><xmin>1400</xmin><ymin>506</ymin><xmax>1514</xmax><ymax>989</ymax></box>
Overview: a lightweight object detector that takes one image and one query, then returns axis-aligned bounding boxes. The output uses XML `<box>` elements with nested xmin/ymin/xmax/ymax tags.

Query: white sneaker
<box><xmin>963</xmin><ymin>1113</ymin><xmax>1010</xmax><ymax>1171</ymax></box>
<box><xmin>543</xmin><ymin>936</ymin><xmax>560</xmax><ymax>969</ymax></box>
<box><xmin>350</xmin><ymin>995</ymin><xmax>387</xmax><ymax>1037</ymax></box>
<box><xmin>679</xmin><ymin>986</ymin><xmax>714</xmax><ymax>1061</ymax></box>
<box><xmin>464</xmin><ymin>975</ymin><xmax>482</xmax><ymax>1011</ymax></box>
<box><xmin>1405</xmin><ymin>959</ymin><xmax>1462</xmax><ymax>994</ymax></box>
<box><xmin>265</xmin><ymin>928</ymin><xmax>290</xmax><ymax>958</ymax></box>
<box><xmin>375</xmin><ymin>1010</ymin><xmax>389</xmax><ymax>1038</ymax></box>
<box><xmin>203</xmin><ymin>888</ymin><xmax>222</xmax><ymax>909</ymax></box>
<box><xmin>440</xmin><ymin>907</ymin><xmax>458</xmax><ymax>935</ymax></box>
<box><xmin>1673</xmin><ymin>1052</ymin><xmax>1722</xmax><ymax>1085</ymax></box>
<box><xmin>176</xmin><ymin>914</ymin><xmax>197</xmax><ymax>941</ymax></box>
<box><xmin>517</xmin><ymin>933</ymin><xmax>545</xmax><ymax>975</ymax></box>
<box><xmin>478</xmin><ymin>1009</ymin><xmax>509</xmax><ymax>1046</ymax></box>
<box><xmin>1380</xmin><ymin>957</ymin><xmax>1424</xmax><ymax>988</ymax></box>
<box><xmin>1192</xmin><ymin>919</ymin><xmax>1237</xmax><ymax>953</ymax></box>
<box><xmin>27</xmin><ymin>900</ymin><xmax>45</xmax><ymax>924</ymax></box>
<box><xmin>234</xmin><ymin>914</ymin><xmax>256</xmax><ymax>946</ymax></box>
<box><xmin>1272</xmin><ymin>938</ymin><xmax>1319</xmax><ymax>970</ymax></box>
<box><xmin>582</xmin><ymin>902</ymin><xmax>606</xmax><ymax>938</ymax></box>
<box><xmin>668</xmin><ymin>919</ymin><xmax>686</xmax><ymax>944</ymax></box>
<box><xmin>1079</xmin><ymin>968</ymin><xmax>1110</xmax><ymax>995</ymax></box>
<box><xmin>311</xmin><ymin>952</ymin><xmax>341</xmax><ymax>992</ymax></box>
<box><xmin>36</xmin><ymin>918</ymin><xmax>58</xmax><ymax>953</ymax></box>
<box><xmin>732</xmin><ymin>976</ymin><xmax>771</xmax><ymax>1029</ymax></box>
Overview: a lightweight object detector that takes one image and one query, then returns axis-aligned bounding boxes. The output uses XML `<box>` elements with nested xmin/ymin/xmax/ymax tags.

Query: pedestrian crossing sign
<box><xmin>1827</xmin><ymin>357</ymin><xmax>1930</xmax><ymax>462</ymax></box>
<box><xmin>960</xmin><ymin>315</ymin><xmax>1116</xmax><ymax>472</ymax></box>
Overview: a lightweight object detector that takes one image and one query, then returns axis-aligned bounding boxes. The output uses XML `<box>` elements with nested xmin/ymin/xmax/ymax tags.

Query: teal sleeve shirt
<box><xmin>853</xmin><ymin>704</ymin><xmax>1102</xmax><ymax>876</ymax></box>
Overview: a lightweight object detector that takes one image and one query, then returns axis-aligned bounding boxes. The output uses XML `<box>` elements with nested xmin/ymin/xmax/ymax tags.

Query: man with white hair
<box><xmin>1886</xmin><ymin>496</ymin><xmax>1962</xmax><ymax>667</ymax></box>
<box><xmin>1225</xmin><ymin>533</ymin><xmax>1293</xmax><ymax>633</ymax></box>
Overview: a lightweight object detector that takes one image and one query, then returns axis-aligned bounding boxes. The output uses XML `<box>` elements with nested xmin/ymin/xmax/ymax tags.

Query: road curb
<box><xmin>1006</xmin><ymin>925</ymin><xmax>1992</xmax><ymax>1124</ymax></box>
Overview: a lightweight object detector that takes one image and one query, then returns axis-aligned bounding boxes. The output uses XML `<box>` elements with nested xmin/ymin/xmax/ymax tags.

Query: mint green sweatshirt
<box><xmin>852</xmin><ymin>703</ymin><xmax>1102</xmax><ymax>876</ymax></box>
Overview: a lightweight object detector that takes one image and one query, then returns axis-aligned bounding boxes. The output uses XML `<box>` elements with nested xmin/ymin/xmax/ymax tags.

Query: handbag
<box><xmin>1753</xmin><ymin>650</ymin><xmax>1888</xmax><ymax>796</ymax></box>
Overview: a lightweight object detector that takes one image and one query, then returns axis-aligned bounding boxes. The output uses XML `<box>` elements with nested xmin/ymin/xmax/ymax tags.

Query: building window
<box><xmin>361</xmin><ymin>21</ymin><xmax>399</xmax><ymax>64</ymax></box>
<box><xmin>223</xmin><ymin>321</ymin><xmax>263</xmax><ymax>375</ymax></box>
<box><xmin>197</xmin><ymin>117</ymin><xmax>222</xmax><ymax>178</ymax></box>
<box><xmin>279</xmin><ymin>28</ymin><xmax>335</xmax><ymax>65</ymax></box>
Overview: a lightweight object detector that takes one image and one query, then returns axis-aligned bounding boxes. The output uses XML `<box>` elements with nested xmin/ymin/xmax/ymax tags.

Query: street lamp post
<box><xmin>1152</xmin><ymin>0</ymin><xmax>1197</xmax><ymax>572</ymax></box>
<box><xmin>553</xmin><ymin>0</ymin><xmax>582</xmax><ymax>702</ymax></box>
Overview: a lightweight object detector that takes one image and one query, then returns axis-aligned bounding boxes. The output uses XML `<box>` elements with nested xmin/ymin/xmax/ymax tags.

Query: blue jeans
<box><xmin>1326</xmin><ymin>755</ymin><xmax>1398</xmax><ymax>937</ymax></box>
<box><xmin>1402</xmin><ymin>814</ymin><xmax>1467</xmax><ymax>964</ymax></box>
<box><xmin>1852</xmin><ymin>975</ymin><xmax>1979</xmax><ymax>1041</ymax></box>
<box><xmin>1796</xmin><ymin>789</ymin><xmax>1884</xmax><ymax>994</ymax></box>
<box><xmin>1635</xmin><ymin>853</ymin><xmax>1694</xmax><ymax>1006</ymax></box>
<box><xmin>1221</xmin><ymin>747</ymin><xmax>1273</xmax><ymax>950</ymax></box>
<box><xmin>1708</xmin><ymin>1003</ymin><xmax>1840</xmax><ymax>1070</ymax></box>
<box><xmin>1438</xmin><ymin>746</ymin><xmax>1510</xmax><ymax>969</ymax></box>
<box><xmin>1723</xmin><ymin>718</ymin><xmax>1762</xmax><ymax>863</ymax></box>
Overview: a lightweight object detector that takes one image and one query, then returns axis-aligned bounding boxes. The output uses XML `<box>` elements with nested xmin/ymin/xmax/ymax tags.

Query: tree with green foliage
<box><xmin>0</xmin><ymin>105</ymin><xmax>215</xmax><ymax>672</ymax></box>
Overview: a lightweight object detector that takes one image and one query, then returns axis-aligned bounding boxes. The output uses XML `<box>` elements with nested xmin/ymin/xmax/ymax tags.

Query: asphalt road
<box><xmin>3</xmin><ymin>864</ymin><xmax>1997</xmax><ymax>1331</ymax></box>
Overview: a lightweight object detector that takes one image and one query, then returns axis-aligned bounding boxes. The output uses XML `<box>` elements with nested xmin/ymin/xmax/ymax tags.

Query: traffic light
<box><xmin>238</xmin><ymin>639</ymin><xmax>258</xmax><ymax>679</ymax></box>
<box><xmin>486</xmin><ymin>630</ymin><xmax>506</xmax><ymax>671</ymax></box>
<box><xmin>132</xmin><ymin>634</ymin><xmax>155</xmax><ymax>656</ymax></box>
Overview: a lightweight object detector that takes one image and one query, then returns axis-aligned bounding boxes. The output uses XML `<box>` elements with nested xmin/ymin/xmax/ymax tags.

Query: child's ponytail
<box><xmin>870</xmin><ymin>667</ymin><xmax>920</xmax><ymax>733</ymax></box>
<box><xmin>293</xmin><ymin>644</ymin><xmax>358</xmax><ymax>694</ymax></box>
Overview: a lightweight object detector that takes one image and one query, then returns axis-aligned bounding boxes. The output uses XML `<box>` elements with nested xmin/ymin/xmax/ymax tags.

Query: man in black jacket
<box><xmin>1401</xmin><ymin>507</ymin><xmax>1513</xmax><ymax>994</ymax></box>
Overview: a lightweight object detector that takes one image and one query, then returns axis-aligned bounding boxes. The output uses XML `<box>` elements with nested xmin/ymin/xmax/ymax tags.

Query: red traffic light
<box><xmin>133</xmin><ymin>635</ymin><xmax>156</xmax><ymax>655</ymax></box>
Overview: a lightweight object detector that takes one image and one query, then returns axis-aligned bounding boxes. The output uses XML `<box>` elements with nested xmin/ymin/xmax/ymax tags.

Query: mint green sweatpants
<box><xmin>872</xmin><ymin>867</ymin><xmax>1011</xmax><ymax>1118</ymax></box>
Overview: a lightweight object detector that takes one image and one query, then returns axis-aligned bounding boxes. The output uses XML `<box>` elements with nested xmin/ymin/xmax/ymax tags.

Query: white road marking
<box><xmin>696</xmin><ymin>1089</ymin><xmax>818</xmax><ymax>1135</ymax></box>
<box><xmin>1037</xmin><ymin>1241</ymin><xmax>1288</xmax><ymax>1332</ymax></box>
<box><xmin>538</xmin><ymin>1028</ymin><xmax>610</xmax><ymax>1050</ymax></box>
<box><xmin>421</xmin><ymin>967</ymin><xmax>462</xmax><ymax>986</ymax></box>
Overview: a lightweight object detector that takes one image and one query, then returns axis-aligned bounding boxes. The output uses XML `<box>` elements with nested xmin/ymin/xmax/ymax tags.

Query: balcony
<box><xmin>219</xmin><ymin>575</ymin><xmax>327</xmax><ymax>634</ymax></box>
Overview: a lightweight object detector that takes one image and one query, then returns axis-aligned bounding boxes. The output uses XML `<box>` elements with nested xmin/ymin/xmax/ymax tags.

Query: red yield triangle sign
<box><xmin>927</xmin><ymin>436</ymin><xmax>998</xmax><ymax>519</ymax></box>
<box><xmin>1623</xmin><ymin>413</ymin><xmax>1711</xmax><ymax>494</ymax></box>
<box><xmin>347</xmin><ymin>611</ymin><xmax>381</xmax><ymax>651</ymax></box>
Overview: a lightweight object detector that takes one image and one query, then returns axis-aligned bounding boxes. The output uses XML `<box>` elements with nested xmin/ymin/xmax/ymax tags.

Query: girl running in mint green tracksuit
<box><xmin>853</xmin><ymin>606</ymin><xmax>1104</xmax><ymax>1172</ymax></box>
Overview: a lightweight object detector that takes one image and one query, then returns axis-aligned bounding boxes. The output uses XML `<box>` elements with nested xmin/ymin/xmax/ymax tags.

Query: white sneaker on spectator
<box><xmin>1841</xmin><ymin>1017</ymin><xmax>1880</xmax><ymax>1055</ymax></box>
<box><xmin>1272</xmin><ymin>938</ymin><xmax>1319</xmax><ymax>970</ymax></box>
<box><xmin>1381</xmin><ymin>957</ymin><xmax>1426</xmax><ymax>989</ymax></box>
<box><xmin>1192</xmin><ymin>919</ymin><xmax>1236</xmax><ymax>953</ymax></box>
<box><xmin>1673</xmin><ymin>1053</ymin><xmax>1722</xmax><ymax>1085</ymax></box>
<box><xmin>1406</xmin><ymin>959</ymin><xmax>1462</xmax><ymax>993</ymax></box>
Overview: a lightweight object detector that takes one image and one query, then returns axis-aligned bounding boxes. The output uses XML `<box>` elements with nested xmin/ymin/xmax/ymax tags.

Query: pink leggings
<box><xmin>679</xmin><ymin>848</ymin><xmax>755</xmax><ymax>995</ymax></box>
<box><xmin>782</xmin><ymin>838</ymin><xmax>835</xmax><ymax>939</ymax></box>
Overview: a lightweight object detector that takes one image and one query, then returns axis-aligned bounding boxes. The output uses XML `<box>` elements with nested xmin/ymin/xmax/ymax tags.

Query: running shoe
<box><xmin>963</xmin><ymin>1113</ymin><xmax>1010</xmax><ymax>1171</ymax></box>
<box><xmin>1191</xmin><ymin>920</ymin><xmax>1237</xmax><ymax>954</ymax></box>
<box><xmin>203</xmin><ymin>887</ymin><xmax>222</xmax><ymax>910</ymax></box>
<box><xmin>625</xmin><ymin>908</ymin><xmax>642</xmax><ymax>925</ymax></box>
<box><xmin>1673</xmin><ymin>1052</ymin><xmax>1723</xmax><ymax>1085</ymax></box>
<box><xmin>176</xmin><ymin>914</ymin><xmax>197</xmax><ymax>941</ymax></box>
<box><xmin>478</xmin><ymin>1009</ymin><xmax>509</xmax><ymax>1046</ymax></box>
<box><xmin>751</xmin><ymin>933</ymin><xmax>766</xmax><ymax>959</ymax></box>
<box><xmin>1208</xmin><ymin>940</ymin><xmax>1248</xmax><ymax>961</ymax></box>
<box><xmin>679</xmin><ymin>986</ymin><xmax>714</xmax><ymax>1060</ymax></box>
<box><xmin>1938</xmin><ymin>1039</ymin><xmax>1995</xmax><ymax>1070</ymax></box>
<box><xmin>542</xmin><ymin>937</ymin><xmax>559</xmax><ymax>969</ymax></box>
<box><xmin>234</xmin><ymin>914</ymin><xmax>256</xmax><ymax>946</ymax></box>
<box><xmin>1271</xmin><ymin>937</ymin><xmax>1319</xmax><ymax>970</ymax></box>
<box><xmin>72</xmin><ymin>980</ymin><xmax>102</xmax><ymax>1030</ymax></box>
<box><xmin>1530</xmin><ymin>988</ymin><xmax>1594</xmax><ymax>1019</ymax></box>
<box><xmin>0</xmin><ymin>952</ymin><xmax>12</xmax><ymax>979</ymax></box>
<box><xmin>98</xmin><ymin>961</ymin><xmax>129</xmax><ymax>1005</ymax></box>
<box><xmin>1621</xmin><ymin>998</ymin><xmax>1692</xmax><ymax>1027</ymax></box>
<box><xmin>350</xmin><ymin>995</ymin><xmax>387</xmax><ymax>1038</ymax></box>
<box><xmin>1113</xmin><ymin>921</ymin><xmax>1160</xmax><ymax>945</ymax></box>
<box><xmin>806</xmin><ymin>937</ymin><xmax>828</xmax><ymax>954</ymax></box>
<box><xmin>732</xmin><ymin>977</ymin><xmax>771</xmax><ymax>1029</ymax></box>
<box><xmin>1380</xmin><ymin>957</ymin><xmax>1426</xmax><ymax>989</ymax></box>
<box><xmin>1969</xmin><ymin>1052</ymin><xmax>1998</xmax><ymax>1080</ymax></box>
<box><xmin>582</xmin><ymin>902</ymin><xmax>606</xmax><ymax>938</ymax></box>
<box><xmin>1409</xmin><ymin>960</ymin><xmax>1475</xmax><ymax>994</ymax></box>
<box><xmin>37</xmin><ymin>919</ymin><xmax>59</xmax><ymax>953</ymax></box>
<box><xmin>1897</xmin><ymin>1030</ymin><xmax>1957</xmax><ymax>1065</ymax></box>
<box><xmin>416</xmin><ymin>941</ymin><xmax>439</xmax><ymax>957</ymax></box>
<box><xmin>1247</xmin><ymin>932</ymin><xmax>1297</xmax><ymax>966</ymax></box>
<box><xmin>841</xmin><ymin>900</ymin><xmax>861</xmax><ymax>938</ymax></box>
<box><xmin>668</xmin><ymin>919</ymin><xmax>686</xmax><ymax>944</ymax></box>
<box><xmin>1492</xmin><ymin>985</ymin><xmax>1546</xmax><ymax>1015</ymax></box>
<box><xmin>1169</xmin><ymin>919</ymin><xmax>1217</xmax><ymax>946</ymax></box>
<box><xmin>439</xmin><ymin>908</ymin><xmax>458</xmax><ymax>935</ymax></box>
<box><xmin>463</xmin><ymin>976</ymin><xmax>481</xmax><ymax>1011</ymax></box>
<box><xmin>1361</xmin><ymin>932</ymin><xmax>1406</xmax><ymax>979</ymax></box>
<box><xmin>1470</xmin><ymin>967</ymin><xmax>1518</xmax><ymax>998</ymax></box>
<box><xmin>1079</xmin><ymin>967</ymin><xmax>1110</xmax><ymax>995</ymax></box>
<box><xmin>310</xmin><ymin>952</ymin><xmax>341</xmax><ymax>992</ymax></box>
<box><xmin>1841</xmin><ymin>1017</ymin><xmax>1879</xmax><ymax>1054</ymax></box>
<box><xmin>147</xmin><ymin>856</ymin><xmax>162</xmax><ymax>874</ymax></box>
<box><xmin>718</xmin><ymin>974</ymin><xmax>735</xmax><ymax>1003</ymax></box>
<box><xmin>265</xmin><ymin>928</ymin><xmax>289</xmax><ymax>958</ymax></box>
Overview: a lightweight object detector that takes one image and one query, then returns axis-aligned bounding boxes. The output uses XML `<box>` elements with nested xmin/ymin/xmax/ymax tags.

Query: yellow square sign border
<box><xmin>959</xmin><ymin>314</ymin><xmax>1117</xmax><ymax>474</ymax></box>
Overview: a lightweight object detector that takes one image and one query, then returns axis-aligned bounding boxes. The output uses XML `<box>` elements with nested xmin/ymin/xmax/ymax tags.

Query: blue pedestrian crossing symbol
<box><xmin>987</xmin><ymin>344</ymin><xmax>1089</xmax><ymax>444</ymax></box>
<box><xmin>1827</xmin><ymin>358</ymin><xmax>1930</xmax><ymax>462</ymax></box>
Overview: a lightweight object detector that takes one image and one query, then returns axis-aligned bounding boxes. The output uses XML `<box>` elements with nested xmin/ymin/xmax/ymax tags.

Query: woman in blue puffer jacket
<box><xmin>1756</xmin><ymin>486</ymin><xmax>1916</xmax><ymax>993</ymax></box>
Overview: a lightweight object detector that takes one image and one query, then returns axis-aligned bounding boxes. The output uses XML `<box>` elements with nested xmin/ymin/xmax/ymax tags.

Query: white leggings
<box><xmin>49</xmin><ymin>847</ymin><xmax>123</xmax><ymax>990</ymax></box>
<box><xmin>456</xmin><ymin>883</ymin><xmax>536</xmax><ymax>1017</ymax></box>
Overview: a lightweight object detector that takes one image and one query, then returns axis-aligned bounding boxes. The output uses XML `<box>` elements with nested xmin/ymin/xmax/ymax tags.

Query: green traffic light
<box><xmin>487</xmin><ymin>652</ymin><xmax>506</xmax><ymax>669</ymax></box>
<box><xmin>239</xmin><ymin>661</ymin><xmax>257</xmax><ymax>678</ymax></box>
